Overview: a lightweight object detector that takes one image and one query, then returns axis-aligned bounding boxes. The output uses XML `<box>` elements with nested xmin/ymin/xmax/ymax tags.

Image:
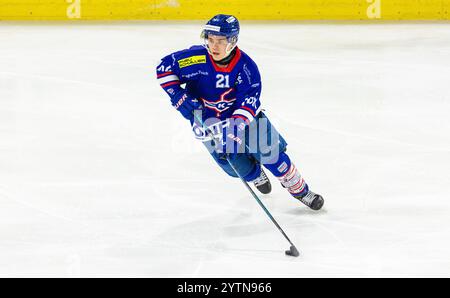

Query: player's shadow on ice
<box><xmin>284</xmin><ymin>207</ymin><xmax>328</xmax><ymax>217</ymax></box>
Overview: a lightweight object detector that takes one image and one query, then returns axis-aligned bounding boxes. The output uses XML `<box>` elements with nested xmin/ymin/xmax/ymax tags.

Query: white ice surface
<box><xmin>1</xmin><ymin>22</ymin><xmax>450</xmax><ymax>277</ymax></box>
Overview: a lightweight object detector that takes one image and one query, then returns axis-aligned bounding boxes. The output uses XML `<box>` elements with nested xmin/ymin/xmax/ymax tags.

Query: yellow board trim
<box><xmin>0</xmin><ymin>0</ymin><xmax>450</xmax><ymax>21</ymax></box>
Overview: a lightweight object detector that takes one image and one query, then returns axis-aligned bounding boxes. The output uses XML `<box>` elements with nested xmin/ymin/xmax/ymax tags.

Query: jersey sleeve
<box><xmin>231</xmin><ymin>60</ymin><xmax>262</xmax><ymax>124</ymax></box>
<box><xmin>156</xmin><ymin>51</ymin><xmax>185</xmax><ymax>100</ymax></box>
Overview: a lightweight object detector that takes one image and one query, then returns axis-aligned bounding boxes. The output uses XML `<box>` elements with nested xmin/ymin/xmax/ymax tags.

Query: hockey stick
<box><xmin>193</xmin><ymin>112</ymin><xmax>299</xmax><ymax>257</ymax></box>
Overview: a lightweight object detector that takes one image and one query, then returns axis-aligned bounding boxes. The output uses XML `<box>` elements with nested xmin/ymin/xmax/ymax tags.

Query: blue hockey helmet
<box><xmin>201</xmin><ymin>14</ymin><xmax>240</xmax><ymax>55</ymax></box>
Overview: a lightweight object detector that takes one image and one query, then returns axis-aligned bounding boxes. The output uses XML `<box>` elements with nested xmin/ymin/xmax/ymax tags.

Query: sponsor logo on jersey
<box><xmin>243</xmin><ymin>64</ymin><xmax>252</xmax><ymax>84</ymax></box>
<box><xmin>236</xmin><ymin>73</ymin><xmax>243</xmax><ymax>85</ymax></box>
<box><xmin>182</xmin><ymin>70</ymin><xmax>209</xmax><ymax>79</ymax></box>
<box><xmin>192</xmin><ymin>119</ymin><xmax>229</xmax><ymax>141</ymax></box>
<box><xmin>243</xmin><ymin>95</ymin><xmax>258</xmax><ymax>109</ymax></box>
<box><xmin>178</xmin><ymin>55</ymin><xmax>207</xmax><ymax>68</ymax></box>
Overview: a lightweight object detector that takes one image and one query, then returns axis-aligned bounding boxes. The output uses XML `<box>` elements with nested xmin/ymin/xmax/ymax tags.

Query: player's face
<box><xmin>207</xmin><ymin>35</ymin><xmax>229</xmax><ymax>61</ymax></box>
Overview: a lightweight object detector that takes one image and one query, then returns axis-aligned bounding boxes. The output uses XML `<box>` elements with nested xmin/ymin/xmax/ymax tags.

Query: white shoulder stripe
<box><xmin>233</xmin><ymin>109</ymin><xmax>254</xmax><ymax>122</ymax></box>
<box><xmin>158</xmin><ymin>74</ymin><xmax>179</xmax><ymax>85</ymax></box>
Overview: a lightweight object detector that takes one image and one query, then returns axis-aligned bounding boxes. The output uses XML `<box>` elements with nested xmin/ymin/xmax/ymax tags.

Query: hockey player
<box><xmin>156</xmin><ymin>14</ymin><xmax>324</xmax><ymax>210</ymax></box>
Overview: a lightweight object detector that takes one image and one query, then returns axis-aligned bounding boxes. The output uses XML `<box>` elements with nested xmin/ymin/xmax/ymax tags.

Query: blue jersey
<box><xmin>156</xmin><ymin>46</ymin><xmax>262</xmax><ymax>126</ymax></box>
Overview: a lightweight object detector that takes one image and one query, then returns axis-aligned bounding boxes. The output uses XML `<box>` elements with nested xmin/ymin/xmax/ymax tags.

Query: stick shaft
<box><xmin>226</xmin><ymin>156</ymin><xmax>296</xmax><ymax>248</ymax></box>
<box><xmin>194</xmin><ymin>113</ymin><xmax>298</xmax><ymax>249</ymax></box>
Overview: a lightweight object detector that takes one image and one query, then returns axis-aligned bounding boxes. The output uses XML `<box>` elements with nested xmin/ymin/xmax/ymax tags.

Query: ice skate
<box><xmin>278</xmin><ymin>163</ymin><xmax>324</xmax><ymax>210</ymax></box>
<box><xmin>293</xmin><ymin>190</ymin><xmax>324</xmax><ymax>211</ymax></box>
<box><xmin>251</xmin><ymin>168</ymin><xmax>272</xmax><ymax>194</ymax></box>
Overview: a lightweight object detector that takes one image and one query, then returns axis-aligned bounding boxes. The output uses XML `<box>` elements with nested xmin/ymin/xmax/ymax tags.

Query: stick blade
<box><xmin>285</xmin><ymin>245</ymin><xmax>300</xmax><ymax>257</ymax></box>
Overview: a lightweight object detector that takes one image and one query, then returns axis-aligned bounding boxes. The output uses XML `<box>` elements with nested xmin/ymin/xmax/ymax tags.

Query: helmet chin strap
<box><xmin>208</xmin><ymin>42</ymin><xmax>237</xmax><ymax>64</ymax></box>
<box><xmin>214</xmin><ymin>46</ymin><xmax>237</xmax><ymax>65</ymax></box>
<box><xmin>225</xmin><ymin>42</ymin><xmax>237</xmax><ymax>55</ymax></box>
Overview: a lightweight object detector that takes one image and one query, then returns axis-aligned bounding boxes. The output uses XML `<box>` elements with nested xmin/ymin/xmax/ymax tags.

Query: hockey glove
<box><xmin>171</xmin><ymin>91</ymin><xmax>202</xmax><ymax>120</ymax></box>
<box><xmin>215</xmin><ymin>118</ymin><xmax>247</xmax><ymax>159</ymax></box>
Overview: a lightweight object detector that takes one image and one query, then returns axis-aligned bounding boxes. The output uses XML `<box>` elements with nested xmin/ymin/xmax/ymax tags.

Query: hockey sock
<box><xmin>264</xmin><ymin>152</ymin><xmax>309</xmax><ymax>197</ymax></box>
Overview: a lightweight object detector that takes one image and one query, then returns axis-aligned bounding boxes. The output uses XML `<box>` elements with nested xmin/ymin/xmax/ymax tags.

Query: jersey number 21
<box><xmin>216</xmin><ymin>74</ymin><xmax>230</xmax><ymax>88</ymax></box>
